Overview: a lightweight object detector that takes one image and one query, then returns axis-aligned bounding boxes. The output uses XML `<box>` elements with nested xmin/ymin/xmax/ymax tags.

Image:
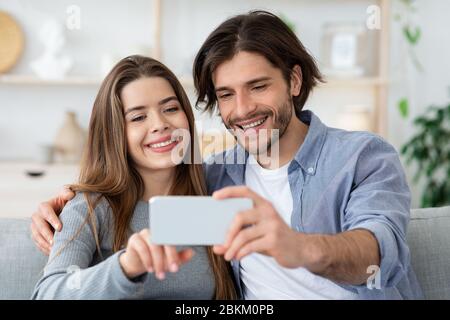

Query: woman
<box><xmin>31</xmin><ymin>55</ymin><xmax>236</xmax><ymax>299</ymax></box>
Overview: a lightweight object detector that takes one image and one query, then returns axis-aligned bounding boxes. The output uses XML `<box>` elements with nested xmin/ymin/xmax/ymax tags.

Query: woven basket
<box><xmin>0</xmin><ymin>11</ymin><xmax>24</xmax><ymax>74</ymax></box>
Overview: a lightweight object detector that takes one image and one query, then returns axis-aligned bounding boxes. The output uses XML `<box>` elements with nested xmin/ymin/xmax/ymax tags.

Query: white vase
<box><xmin>53</xmin><ymin>111</ymin><xmax>86</xmax><ymax>164</ymax></box>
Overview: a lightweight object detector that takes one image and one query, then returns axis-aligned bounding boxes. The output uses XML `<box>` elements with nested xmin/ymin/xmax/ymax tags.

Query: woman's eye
<box><xmin>164</xmin><ymin>106</ymin><xmax>179</xmax><ymax>113</ymax></box>
<box><xmin>131</xmin><ymin>115</ymin><xmax>146</xmax><ymax>122</ymax></box>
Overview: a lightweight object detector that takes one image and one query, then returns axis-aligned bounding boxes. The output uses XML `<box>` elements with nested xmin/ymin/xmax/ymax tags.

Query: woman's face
<box><xmin>121</xmin><ymin>76</ymin><xmax>190</xmax><ymax>172</ymax></box>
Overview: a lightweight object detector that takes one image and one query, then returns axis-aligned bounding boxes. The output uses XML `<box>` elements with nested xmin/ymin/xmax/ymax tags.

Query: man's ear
<box><xmin>290</xmin><ymin>65</ymin><xmax>302</xmax><ymax>97</ymax></box>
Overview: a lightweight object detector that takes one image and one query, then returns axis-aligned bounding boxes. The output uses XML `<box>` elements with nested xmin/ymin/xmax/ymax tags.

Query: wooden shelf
<box><xmin>319</xmin><ymin>77</ymin><xmax>388</xmax><ymax>88</ymax></box>
<box><xmin>0</xmin><ymin>74</ymin><xmax>387</xmax><ymax>90</ymax></box>
<box><xmin>179</xmin><ymin>76</ymin><xmax>387</xmax><ymax>90</ymax></box>
<box><xmin>0</xmin><ymin>75</ymin><xmax>102</xmax><ymax>86</ymax></box>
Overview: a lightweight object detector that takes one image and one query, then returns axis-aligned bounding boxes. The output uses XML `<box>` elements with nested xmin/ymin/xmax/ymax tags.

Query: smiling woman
<box><xmin>121</xmin><ymin>76</ymin><xmax>190</xmax><ymax>174</ymax></box>
<box><xmin>31</xmin><ymin>55</ymin><xmax>237</xmax><ymax>300</ymax></box>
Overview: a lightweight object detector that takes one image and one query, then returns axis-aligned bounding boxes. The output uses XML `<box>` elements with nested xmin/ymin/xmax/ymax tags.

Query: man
<box><xmin>31</xmin><ymin>11</ymin><xmax>423</xmax><ymax>299</ymax></box>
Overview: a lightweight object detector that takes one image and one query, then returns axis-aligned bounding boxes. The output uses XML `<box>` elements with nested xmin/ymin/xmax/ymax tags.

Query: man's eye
<box><xmin>253</xmin><ymin>84</ymin><xmax>266</xmax><ymax>91</ymax></box>
<box><xmin>131</xmin><ymin>115</ymin><xmax>146</xmax><ymax>122</ymax></box>
<box><xmin>219</xmin><ymin>93</ymin><xmax>232</xmax><ymax>100</ymax></box>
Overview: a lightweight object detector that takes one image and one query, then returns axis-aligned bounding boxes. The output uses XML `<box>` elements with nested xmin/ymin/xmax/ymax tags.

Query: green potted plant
<box><xmin>394</xmin><ymin>0</ymin><xmax>423</xmax><ymax>119</ymax></box>
<box><xmin>401</xmin><ymin>104</ymin><xmax>450</xmax><ymax>207</ymax></box>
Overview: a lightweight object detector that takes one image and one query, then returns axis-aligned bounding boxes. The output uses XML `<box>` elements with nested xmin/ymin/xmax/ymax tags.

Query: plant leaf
<box><xmin>398</xmin><ymin>98</ymin><xmax>409</xmax><ymax>118</ymax></box>
<box><xmin>403</xmin><ymin>26</ymin><xmax>421</xmax><ymax>45</ymax></box>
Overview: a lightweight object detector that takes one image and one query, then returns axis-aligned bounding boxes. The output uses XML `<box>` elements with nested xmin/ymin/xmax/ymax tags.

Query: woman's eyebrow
<box><xmin>158</xmin><ymin>96</ymin><xmax>178</xmax><ymax>105</ymax></box>
<box><xmin>124</xmin><ymin>105</ymin><xmax>147</xmax><ymax>115</ymax></box>
<box><xmin>124</xmin><ymin>96</ymin><xmax>179</xmax><ymax>115</ymax></box>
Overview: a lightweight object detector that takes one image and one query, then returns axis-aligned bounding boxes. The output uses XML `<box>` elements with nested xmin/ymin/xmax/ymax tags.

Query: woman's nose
<box><xmin>149</xmin><ymin>114</ymin><xmax>169</xmax><ymax>133</ymax></box>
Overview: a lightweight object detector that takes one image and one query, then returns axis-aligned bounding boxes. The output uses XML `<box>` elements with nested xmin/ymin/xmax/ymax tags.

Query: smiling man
<box><xmin>31</xmin><ymin>11</ymin><xmax>423</xmax><ymax>299</ymax></box>
<box><xmin>193</xmin><ymin>11</ymin><xmax>423</xmax><ymax>299</ymax></box>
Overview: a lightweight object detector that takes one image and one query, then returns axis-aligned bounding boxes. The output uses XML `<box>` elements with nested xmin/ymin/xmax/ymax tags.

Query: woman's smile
<box><xmin>144</xmin><ymin>135</ymin><xmax>182</xmax><ymax>154</ymax></box>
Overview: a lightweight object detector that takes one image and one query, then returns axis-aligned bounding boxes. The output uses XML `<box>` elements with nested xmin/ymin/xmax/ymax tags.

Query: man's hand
<box><xmin>212</xmin><ymin>186</ymin><xmax>381</xmax><ymax>286</ymax></box>
<box><xmin>30</xmin><ymin>186</ymin><xmax>75</xmax><ymax>255</ymax></box>
<box><xmin>212</xmin><ymin>186</ymin><xmax>309</xmax><ymax>269</ymax></box>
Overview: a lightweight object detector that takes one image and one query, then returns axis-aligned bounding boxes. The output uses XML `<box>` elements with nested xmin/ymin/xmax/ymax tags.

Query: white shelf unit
<box><xmin>0</xmin><ymin>74</ymin><xmax>102</xmax><ymax>86</ymax></box>
<box><xmin>0</xmin><ymin>0</ymin><xmax>391</xmax><ymax>138</ymax></box>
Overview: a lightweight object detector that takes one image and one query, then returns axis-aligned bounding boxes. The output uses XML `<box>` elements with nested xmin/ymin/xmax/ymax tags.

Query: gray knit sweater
<box><xmin>31</xmin><ymin>192</ymin><xmax>215</xmax><ymax>299</ymax></box>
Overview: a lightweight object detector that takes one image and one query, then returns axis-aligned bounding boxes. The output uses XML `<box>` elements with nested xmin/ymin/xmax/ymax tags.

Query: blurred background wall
<box><xmin>0</xmin><ymin>0</ymin><xmax>449</xmax><ymax>215</ymax></box>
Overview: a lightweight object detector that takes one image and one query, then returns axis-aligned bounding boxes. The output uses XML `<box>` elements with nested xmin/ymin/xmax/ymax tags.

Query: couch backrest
<box><xmin>407</xmin><ymin>206</ymin><xmax>450</xmax><ymax>299</ymax></box>
<box><xmin>0</xmin><ymin>218</ymin><xmax>47</xmax><ymax>300</ymax></box>
<box><xmin>1</xmin><ymin>206</ymin><xmax>450</xmax><ymax>299</ymax></box>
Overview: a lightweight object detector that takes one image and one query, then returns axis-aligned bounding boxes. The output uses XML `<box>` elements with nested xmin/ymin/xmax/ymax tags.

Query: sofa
<box><xmin>1</xmin><ymin>206</ymin><xmax>449</xmax><ymax>300</ymax></box>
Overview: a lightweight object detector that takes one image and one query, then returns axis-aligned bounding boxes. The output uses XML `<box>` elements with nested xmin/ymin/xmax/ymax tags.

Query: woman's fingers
<box><xmin>178</xmin><ymin>248</ymin><xmax>195</xmax><ymax>264</ymax></box>
<box><xmin>131</xmin><ymin>234</ymin><xmax>154</xmax><ymax>273</ymax></box>
<box><xmin>149</xmin><ymin>243</ymin><xmax>166</xmax><ymax>280</ymax></box>
<box><xmin>149</xmin><ymin>246</ymin><xmax>194</xmax><ymax>279</ymax></box>
<box><xmin>132</xmin><ymin>229</ymin><xmax>196</xmax><ymax>280</ymax></box>
<box><xmin>164</xmin><ymin>246</ymin><xmax>180</xmax><ymax>273</ymax></box>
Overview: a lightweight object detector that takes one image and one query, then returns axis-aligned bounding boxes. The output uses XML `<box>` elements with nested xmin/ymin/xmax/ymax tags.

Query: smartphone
<box><xmin>149</xmin><ymin>196</ymin><xmax>253</xmax><ymax>245</ymax></box>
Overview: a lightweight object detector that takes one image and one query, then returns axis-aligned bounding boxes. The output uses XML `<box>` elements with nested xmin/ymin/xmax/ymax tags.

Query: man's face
<box><xmin>212</xmin><ymin>51</ymin><xmax>300</xmax><ymax>155</ymax></box>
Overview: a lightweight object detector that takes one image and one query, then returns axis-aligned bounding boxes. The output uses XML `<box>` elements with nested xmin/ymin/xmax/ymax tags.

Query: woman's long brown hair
<box><xmin>66</xmin><ymin>55</ymin><xmax>236</xmax><ymax>299</ymax></box>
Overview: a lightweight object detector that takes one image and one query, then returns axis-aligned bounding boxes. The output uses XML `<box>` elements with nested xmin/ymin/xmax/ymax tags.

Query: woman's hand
<box><xmin>119</xmin><ymin>228</ymin><xmax>195</xmax><ymax>280</ymax></box>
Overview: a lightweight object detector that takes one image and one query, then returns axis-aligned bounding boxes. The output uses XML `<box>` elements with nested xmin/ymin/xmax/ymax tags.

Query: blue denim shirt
<box><xmin>204</xmin><ymin>110</ymin><xmax>423</xmax><ymax>299</ymax></box>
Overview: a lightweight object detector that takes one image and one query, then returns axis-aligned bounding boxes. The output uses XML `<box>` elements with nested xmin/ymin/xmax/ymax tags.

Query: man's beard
<box><xmin>224</xmin><ymin>95</ymin><xmax>293</xmax><ymax>156</ymax></box>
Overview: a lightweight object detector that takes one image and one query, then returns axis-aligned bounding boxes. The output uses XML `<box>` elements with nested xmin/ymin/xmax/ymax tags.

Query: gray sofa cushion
<box><xmin>0</xmin><ymin>206</ymin><xmax>449</xmax><ymax>299</ymax></box>
<box><xmin>0</xmin><ymin>218</ymin><xmax>47</xmax><ymax>300</ymax></box>
<box><xmin>407</xmin><ymin>206</ymin><xmax>450</xmax><ymax>299</ymax></box>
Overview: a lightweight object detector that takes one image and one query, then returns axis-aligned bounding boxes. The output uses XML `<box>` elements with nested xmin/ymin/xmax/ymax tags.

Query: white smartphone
<box><xmin>149</xmin><ymin>196</ymin><xmax>253</xmax><ymax>245</ymax></box>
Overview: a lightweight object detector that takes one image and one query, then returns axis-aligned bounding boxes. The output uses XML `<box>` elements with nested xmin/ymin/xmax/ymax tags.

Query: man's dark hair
<box><xmin>193</xmin><ymin>10</ymin><xmax>323</xmax><ymax>116</ymax></box>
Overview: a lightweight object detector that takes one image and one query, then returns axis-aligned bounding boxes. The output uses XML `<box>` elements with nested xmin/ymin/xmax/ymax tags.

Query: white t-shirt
<box><xmin>241</xmin><ymin>155</ymin><xmax>358</xmax><ymax>299</ymax></box>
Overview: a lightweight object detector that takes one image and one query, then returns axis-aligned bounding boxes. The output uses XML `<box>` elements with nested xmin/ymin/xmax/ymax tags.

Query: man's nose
<box><xmin>235</xmin><ymin>91</ymin><xmax>256</xmax><ymax>119</ymax></box>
